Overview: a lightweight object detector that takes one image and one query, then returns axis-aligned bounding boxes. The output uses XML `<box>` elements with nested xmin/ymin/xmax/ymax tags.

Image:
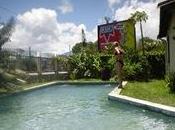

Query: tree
<box><xmin>81</xmin><ymin>29</ymin><xmax>86</xmax><ymax>47</ymax></box>
<box><xmin>0</xmin><ymin>17</ymin><xmax>15</xmax><ymax>70</ymax></box>
<box><xmin>130</xmin><ymin>11</ymin><xmax>148</xmax><ymax>55</ymax></box>
<box><xmin>0</xmin><ymin>17</ymin><xmax>15</xmax><ymax>51</ymax></box>
<box><xmin>51</xmin><ymin>56</ymin><xmax>69</xmax><ymax>72</ymax></box>
<box><xmin>138</xmin><ymin>37</ymin><xmax>165</xmax><ymax>53</ymax></box>
<box><xmin>104</xmin><ymin>16</ymin><xmax>111</xmax><ymax>24</ymax></box>
<box><xmin>68</xmin><ymin>51</ymin><xmax>101</xmax><ymax>79</ymax></box>
<box><xmin>72</xmin><ymin>41</ymin><xmax>98</xmax><ymax>54</ymax></box>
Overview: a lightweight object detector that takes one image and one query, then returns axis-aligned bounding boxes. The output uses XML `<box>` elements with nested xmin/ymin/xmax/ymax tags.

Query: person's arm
<box><xmin>104</xmin><ymin>45</ymin><xmax>108</xmax><ymax>50</ymax></box>
<box><xmin>120</xmin><ymin>47</ymin><xmax>125</xmax><ymax>54</ymax></box>
<box><xmin>115</xmin><ymin>47</ymin><xmax>120</xmax><ymax>54</ymax></box>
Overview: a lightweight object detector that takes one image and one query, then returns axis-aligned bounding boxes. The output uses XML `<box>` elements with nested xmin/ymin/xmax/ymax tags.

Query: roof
<box><xmin>158</xmin><ymin>0</ymin><xmax>175</xmax><ymax>38</ymax></box>
<box><xmin>158</xmin><ymin>0</ymin><xmax>175</xmax><ymax>7</ymax></box>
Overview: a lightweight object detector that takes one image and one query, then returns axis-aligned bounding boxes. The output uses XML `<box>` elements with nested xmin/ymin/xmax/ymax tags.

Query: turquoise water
<box><xmin>0</xmin><ymin>84</ymin><xmax>175</xmax><ymax>130</ymax></box>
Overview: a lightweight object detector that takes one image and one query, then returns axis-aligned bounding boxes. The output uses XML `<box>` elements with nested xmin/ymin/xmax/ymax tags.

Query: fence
<box><xmin>0</xmin><ymin>48</ymin><xmax>69</xmax><ymax>80</ymax></box>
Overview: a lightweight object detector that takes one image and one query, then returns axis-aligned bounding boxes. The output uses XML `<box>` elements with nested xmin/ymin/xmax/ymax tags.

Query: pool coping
<box><xmin>22</xmin><ymin>80</ymin><xmax>117</xmax><ymax>92</ymax></box>
<box><xmin>0</xmin><ymin>80</ymin><xmax>117</xmax><ymax>97</ymax></box>
<box><xmin>108</xmin><ymin>82</ymin><xmax>175</xmax><ymax>117</ymax></box>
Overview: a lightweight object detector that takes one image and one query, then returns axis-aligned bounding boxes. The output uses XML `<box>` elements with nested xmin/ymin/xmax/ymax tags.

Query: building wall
<box><xmin>168</xmin><ymin>13</ymin><xmax>175</xmax><ymax>73</ymax></box>
<box><xmin>165</xmin><ymin>37</ymin><xmax>170</xmax><ymax>74</ymax></box>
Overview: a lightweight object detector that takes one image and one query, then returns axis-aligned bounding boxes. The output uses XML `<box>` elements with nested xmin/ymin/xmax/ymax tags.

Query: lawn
<box><xmin>121</xmin><ymin>80</ymin><xmax>175</xmax><ymax>107</ymax></box>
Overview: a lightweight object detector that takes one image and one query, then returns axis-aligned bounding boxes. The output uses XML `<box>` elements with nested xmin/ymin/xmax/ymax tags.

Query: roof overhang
<box><xmin>158</xmin><ymin>0</ymin><xmax>175</xmax><ymax>38</ymax></box>
<box><xmin>158</xmin><ymin>0</ymin><xmax>175</xmax><ymax>7</ymax></box>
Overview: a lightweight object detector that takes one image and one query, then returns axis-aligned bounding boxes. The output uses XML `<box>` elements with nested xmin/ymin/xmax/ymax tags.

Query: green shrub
<box><xmin>52</xmin><ymin>56</ymin><xmax>69</xmax><ymax>72</ymax></box>
<box><xmin>68</xmin><ymin>46</ymin><xmax>165</xmax><ymax>81</ymax></box>
<box><xmin>100</xmin><ymin>55</ymin><xmax>114</xmax><ymax>69</ymax></box>
<box><xmin>68</xmin><ymin>51</ymin><xmax>101</xmax><ymax>79</ymax></box>
<box><xmin>0</xmin><ymin>71</ymin><xmax>17</xmax><ymax>87</ymax></box>
<box><xmin>0</xmin><ymin>51</ymin><xmax>11</xmax><ymax>70</ymax></box>
<box><xmin>123</xmin><ymin>49</ymin><xmax>150</xmax><ymax>81</ymax></box>
<box><xmin>123</xmin><ymin>48</ymin><xmax>165</xmax><ymax>81</ymax></box>
<box><xmin>123</xmin><ymin>62</ymin><xmax>142</xmax><ymax>80</ymax></box>
<box><xmin>100</xmin><ymin>67</ymin><xmax>111</xmax><ymax>80</ymax></box>
<box><xmin>165</xmin><ymin>73</ymin><xmax>175</xmax><ymax>92</ymax></box>
<box><xmin>99</xmin><ymin>55</ymin><xmax>112</xmax><ymax>80</ymax></box>
<box><xmin>146</xmin><ymin>52</ymin><xmax>165</xmax><ymax>79</ymax></box>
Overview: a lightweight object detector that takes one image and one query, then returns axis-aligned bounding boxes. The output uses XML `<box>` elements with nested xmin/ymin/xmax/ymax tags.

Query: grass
<box><xmin>121</xmin><ymin>80</ymin><xmax>175</xmax><ymax>107</ymax></box>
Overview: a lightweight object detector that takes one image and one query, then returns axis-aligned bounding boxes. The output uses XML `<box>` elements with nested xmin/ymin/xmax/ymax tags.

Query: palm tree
<box><xmin>0</xmin><ymin>17</ymin><xmax>15</xmax><ymax>52</ymax></box>
<box><xmin>104</xmin><ymin>16</ymin><xmax>111</xmax><ymax>24</ymax></box>
<box><xmin>81</xmin><ymin>29</ymin><xmax>86</xmax><ymax>47</ymax></box>
<box><xmin>130</xmin><ymin>11</ymin><xmax>148</xmax><ymax>55</ymax></box>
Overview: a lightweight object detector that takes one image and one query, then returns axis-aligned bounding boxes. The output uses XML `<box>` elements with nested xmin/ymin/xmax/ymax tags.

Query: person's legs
<box><xmin>117</xmin><ymin>61</ymin><xmax>123</xmax><ymax>88</ymax></box>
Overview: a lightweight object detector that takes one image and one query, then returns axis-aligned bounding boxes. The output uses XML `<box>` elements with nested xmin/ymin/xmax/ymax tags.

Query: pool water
<box><xmin>0</xmin><ymin>84</ymin><xmax>175</xmax><ymax>130</ymax></box>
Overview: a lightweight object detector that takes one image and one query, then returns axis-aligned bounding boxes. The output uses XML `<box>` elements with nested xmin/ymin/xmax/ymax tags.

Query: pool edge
<box><xmin>108</xmin><ymin>82</ymin><xmax>175</xmax><ymax>117</ymax></box>
<box><xmin>0</xmin><ymin>81</ymin><xmax>117</xmax><ymax>97</ymax></box>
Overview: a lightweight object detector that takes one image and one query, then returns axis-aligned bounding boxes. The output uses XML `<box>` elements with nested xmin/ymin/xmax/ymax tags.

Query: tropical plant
<box><xmin>146</xmin><ymin>53</ymin><xmax>165</xmax><ymax>78</ymax></box>
<box><xmin>0</xmin><ymin>17</ymin><xmax>15</xmax><ymax>51</ymax></box>
<box><xmin>0</xmin><ymin>50</ymin><xmax>11</xmax><ymax>70</ymax></box>
<box><xmin>72</xmin><ymin>41</ymin><xmax>98</xmax><ymax>54</ymax></box>
<box><xmin>138</xmin><ymin>37</ymin><xmax>166</xmax><ymax>54</ymax></box>
<box><xmin>0</xmin><ymin>70</ymin><xmax>17</xmax><ymax>88</ymax></box>
<box><xmin>165</xmin><ymin>73</ymin><xmax>175</xmax><ymax>92</ymax></box>
<box><xmin>100</xmin><ymin>54</ymin><xmax>114</xmax><ymax>80</ymax></box>
<box><xmin>68</xmin><ymin>51</ymin><xmax>101</xmax><ymax>79</ymax></box>
<box><xmin>0</xmin><ymin>17</ymin><xmax>15</xmax><ymax>71</ymax></box>
<box><xmin>123</xmin><ymin>48</ymin><xmax>150</xmax><ymax>81</ymax></box>
<box><xmin>52</xmin><ymin>56</ymin><xmax>69</xmax><ymax>72</ymax></box>
<box><xmin>81</xmin><ymin>29</ymin><xmax>87</xmax><ymax>47</ymax></box>
<box><xmin>130</xmin><ymin>11</ymin><xmax>148</xmax><ymax>55</ymax></box>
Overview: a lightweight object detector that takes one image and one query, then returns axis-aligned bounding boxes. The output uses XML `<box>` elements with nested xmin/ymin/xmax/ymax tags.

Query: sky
<box><xmin>0</xmin><ymin>0</ymin><xmax>164</xmax><ymax>54</ymax></box>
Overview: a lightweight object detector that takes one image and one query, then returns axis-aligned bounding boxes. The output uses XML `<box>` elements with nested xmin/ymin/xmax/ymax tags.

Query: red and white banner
<box><xmin>98</xmin><ymin>21</ymin><xmax>124</xmax><ymax>51</ymax></box>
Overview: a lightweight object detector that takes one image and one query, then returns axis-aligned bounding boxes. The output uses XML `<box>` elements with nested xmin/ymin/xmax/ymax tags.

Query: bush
<box><xmin>123</xmin><ymin>58</ymin><xmax>150</xmax><ymax>81</ymax></box>
<box><xmin>100</xmin><ymin>67</ymin><xmax>111</xmax><ymax>80</ymax></box>
<box><xmin>68</xmin><ymin>46</ymin><xmax>165</xmax><ymax>81</ymax></box>
<box><xmin>123</xmin><ymin>49</ymin><xmax>150</xmax><ymax>81</ymax></box>
<box><xmin>0</xmin><ymin>51</ymin><xmax>11</xmax><ymax>70</ymax></box>
<box><xmin>68</xmin><ymin>51</ymin><xmax>101</xmax><ymax>79</ymax></box>
<box><xmin>165</xmin><ymin>73</ymin><xmax>175</xmax><ymax>92</ymax></box>
<box><xmin>146</xmin><ymin>52</ymin><xmax>165</xmax><ymax>79</ymax></box>
<box><xmin>123</xmin><ymin>48</ymin><xmax>165</xmax><ymax>81</ymax></box>
<box><xmin>100</xmin><ymin>55</ymin><xmax>115</xmax><ymax>80</ymax></box>
<box><xmin>52</xmin><ymin>56</ymin><xmax>69</xmax><ymax>72</ymax></box>
<box><xmin>123</xmin><ymin>62</ymin><xmax>142</xmax><ymax>80</ymax></box>
<box><xmin>0</xmin><ymin>71</ymin><xmax>17</xmax><ymax>87</ymax></box>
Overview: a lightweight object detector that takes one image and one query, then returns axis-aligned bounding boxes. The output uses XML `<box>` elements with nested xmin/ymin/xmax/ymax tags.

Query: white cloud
<box><xmin>58</xmin><ymin>0</ymin><xmax>74</xmax><ymax>14</ymax></box>
<box><xmin>5</xmin><ymin>8</ymin><xmax>96</xmax><ymax>54</ymax></box>
<box><xmin>114</xmin><ymin>0</ymin><xmax>160</xmax><ymax>40</ymax></box>
<box><xmin>108</xmin><ymin>0</ymin><xmax>121</xmax><ymax>10</ymax></box>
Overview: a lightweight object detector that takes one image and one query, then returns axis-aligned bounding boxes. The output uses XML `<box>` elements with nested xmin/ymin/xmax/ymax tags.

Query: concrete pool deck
<box><xmin>108</xmin><ymin>82</ymin><xmax>175</xmax><ymax>117</ymax></box>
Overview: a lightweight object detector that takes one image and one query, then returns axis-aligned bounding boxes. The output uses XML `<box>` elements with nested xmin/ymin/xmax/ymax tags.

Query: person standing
<box><xmin>113</xmin><ymin>42</ymin><xmax>125</xmax><ymax>88</ymax></box>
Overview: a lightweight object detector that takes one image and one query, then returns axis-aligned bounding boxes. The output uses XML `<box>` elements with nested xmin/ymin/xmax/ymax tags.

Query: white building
<box><xmin>158</xmin><ymin>0</ymin><xmax>175</xmax><ymax>74</ymax></box>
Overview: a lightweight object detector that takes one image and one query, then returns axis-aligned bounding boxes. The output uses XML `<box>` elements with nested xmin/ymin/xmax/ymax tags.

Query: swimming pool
<box><xmin>0</xmin><ymin>84</ymin><xmax>175</xmax><ymax>130</ymax></box>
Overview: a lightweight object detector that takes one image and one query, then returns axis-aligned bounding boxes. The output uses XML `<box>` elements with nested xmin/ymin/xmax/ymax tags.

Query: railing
<box><xmin>0</xmin><ymin>48</ymin><xmax>69</xmax><ymax>74</ymax></box>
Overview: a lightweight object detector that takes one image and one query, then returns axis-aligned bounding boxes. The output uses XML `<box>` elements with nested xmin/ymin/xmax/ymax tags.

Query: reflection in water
<box><xmin>0</xmin><ymin>84</ymin><xmax>175</xmax><ymax>130</ymax></box>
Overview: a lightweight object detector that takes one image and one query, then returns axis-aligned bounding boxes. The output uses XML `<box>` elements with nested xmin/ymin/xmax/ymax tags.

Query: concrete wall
<box><xmin>168</xmin><ymin>13</ymin><xmax>175</xmax><ymax>73</ymax></box>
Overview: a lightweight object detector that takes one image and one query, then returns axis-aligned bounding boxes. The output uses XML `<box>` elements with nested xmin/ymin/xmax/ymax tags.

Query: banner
<box><xmin>98</xmin><ymin>20</ymin><xmax>136</xmax><ymax>51</ymax></box>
